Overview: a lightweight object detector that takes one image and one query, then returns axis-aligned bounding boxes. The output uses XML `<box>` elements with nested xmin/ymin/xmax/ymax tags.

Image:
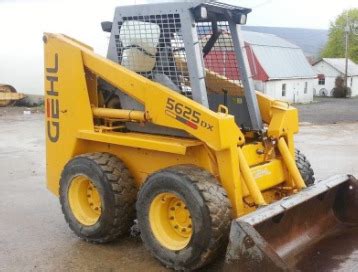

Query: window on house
<box><xmin>282</xmin><ymin>83</ymin><xmax>286</xmax><ymax>97</ymax></box>
<box><xmin>304</xmin><ymin>82</ymin><xmax>308</xmax><ymax>94</ymax></box>
<box><xmin>318</xmin><ymin>74</ymin><xmax>325</xmax><ymax>85</ymax></box>
<box><xmin>351</xmin><ymin>77</ymin><xmax>353</xmax><ymax>87</ymax></box>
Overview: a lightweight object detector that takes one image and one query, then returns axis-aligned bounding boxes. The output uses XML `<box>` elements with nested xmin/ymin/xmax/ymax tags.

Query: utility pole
<box><xmin>344</xmin><ymin>11</ymin><xmax>349</xmax><ymax>93</ymax></box>
<box><xmin>342</xmin><ymin>9</ymin><xmax>358</xmax><ymax>98</ymax></box>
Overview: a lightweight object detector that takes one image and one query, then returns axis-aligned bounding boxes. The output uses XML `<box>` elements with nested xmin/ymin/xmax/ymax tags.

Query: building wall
<box><xmin>312</xmin><ymin>61</ymin><xmax>358</xmax><ymax>97</ymax></box>
<box><xmin>313</xmin><ymin>76</ymin><xmax>336</xmax><ymax>96</ymax></box>
<box><xmin>313</xmin><ymin>61</ymin><xmax>339</xmax><ymax>96</ymax></box>
<box><xmin>352</xmin><ymin>76</ymin><xmax>358</xmax><ymax>96</ymax></box>
<box><xmin>313</xmin><ymin>61</ymin><xmax>340</xmax><ymax>77</ymax></box>
<box><xmin>254</xmin><ymin>78</ymin><xmax>314</xmax><ymax>103</ymax></box>
<box><xmin>313</xmin><ymin>75</ymin><xmax>358</xmax><ymax>97</ymax></box>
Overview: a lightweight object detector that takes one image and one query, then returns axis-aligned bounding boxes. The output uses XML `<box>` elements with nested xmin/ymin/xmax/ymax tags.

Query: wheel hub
<box><xmin>68</xmin><ymin>176</ymin><xmax>102</xmax><ymax>226</ymax></box>
<box><xmin>168</xmin><ymin>199</ymin><xmax>192</xmax><ymax>238</ymax></box>
<box><xmin>87</xmin><ymin>183</ymin><xmax>101</xmax><ymax>214</ymax></box>
<box><xmin>149</xmin><ymin>193</ymin><xmax>193</xmax><ymax>250</ymax></box>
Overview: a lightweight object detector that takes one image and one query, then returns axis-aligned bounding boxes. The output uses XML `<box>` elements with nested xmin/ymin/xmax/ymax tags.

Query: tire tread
<box><xmin>147</xmin><ymin>165</ymin><xmax>232</xmax><ymax>270</ymax></box>
<box><xmin>60</xmin><ymin>152</ymin><xmax>137</xmax><ymax>244</ymax></box>
<box><xmin>295</xmin><ymin>149</ymin><xmax>315</xmax><ymax>186</ymax></box>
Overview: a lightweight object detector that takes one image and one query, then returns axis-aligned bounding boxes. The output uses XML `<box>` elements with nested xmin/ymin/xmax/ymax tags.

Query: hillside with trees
<box><xmin>244</xmin><ymin>26</ymin><xmax>328</xmax><ymax>60</ymax></box>
<box><xmin>321</xmin><ymin>8</ymin><xmax>358</xmax><ymax>63</ymax></box>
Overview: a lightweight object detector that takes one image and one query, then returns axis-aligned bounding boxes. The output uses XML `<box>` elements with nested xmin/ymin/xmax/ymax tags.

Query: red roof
<box><xmin>204</xmin><ymin>42</ymin><xmax>269</xmax><ymax>81</ymax></box>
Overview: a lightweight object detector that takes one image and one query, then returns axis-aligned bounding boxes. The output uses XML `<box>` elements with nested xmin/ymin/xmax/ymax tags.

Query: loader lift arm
<box><xmin>50</xmin><ymin>34</ymin><xmax>244</xmax><ymax>150</ymax></box>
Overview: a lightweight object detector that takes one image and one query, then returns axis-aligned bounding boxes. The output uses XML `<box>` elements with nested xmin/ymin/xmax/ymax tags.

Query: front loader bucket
<box><xmin>225</xmin><ymin>175</ymin><xmax>358</xmax><ymax>271</ymax></box>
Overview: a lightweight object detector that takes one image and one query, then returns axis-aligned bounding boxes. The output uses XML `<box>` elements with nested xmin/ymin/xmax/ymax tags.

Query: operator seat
<box><xmin>119</xmin><ymin>20</ymin><xmax>180</xmax><ymax>92</ymax></box>
<box><xmin>116</xmin><ymin>20</ymin><xmax>188</xmax><ymax>137</ymax></box>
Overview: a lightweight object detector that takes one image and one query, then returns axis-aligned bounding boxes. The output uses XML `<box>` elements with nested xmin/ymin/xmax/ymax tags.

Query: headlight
<box><xmin>240</xmin><ymin>14</ymin><xmax>247</xmax><ymax>25</ymax></box>
<box><xmin>200</xmin><ymin>6</ymin><xmax>208</xmax><ymax>19</ymax></box>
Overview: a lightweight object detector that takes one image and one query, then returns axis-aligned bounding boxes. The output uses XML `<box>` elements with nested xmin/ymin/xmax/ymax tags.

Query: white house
<box><xmin>203</xmin><ymin>31</ymin><xmax>316</xmax><ymax>103</ymax></box>
<box><xmin>312</xmin><ymin>58</ymin><xmax>358</xmax><ymax>97</ymax></box>
<box><xmin>244</xmin><ymin>31</ymin><xmax>317</xmax><ymax>103</ymax></box>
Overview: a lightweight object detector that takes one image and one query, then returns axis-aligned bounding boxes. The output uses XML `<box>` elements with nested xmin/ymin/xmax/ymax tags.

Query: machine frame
<box><xmin>45</xmin><ymin>32</ymin><xmax>302</xmax><ymax>217</ymax></box>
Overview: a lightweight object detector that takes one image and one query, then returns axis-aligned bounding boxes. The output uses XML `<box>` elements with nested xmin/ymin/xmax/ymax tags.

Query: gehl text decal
<box><xmin>46</xmin><ymin>54</ymin><xmax>60</xmax><ymax>142</ymax></box>
<box><xmin>165</xmin><ymin>98</ymin><xmax>213</xmax><ymax>131</ymax></box>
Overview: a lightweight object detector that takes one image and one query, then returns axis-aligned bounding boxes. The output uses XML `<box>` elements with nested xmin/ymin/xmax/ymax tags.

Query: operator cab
<box><xmin>102</xmin><ymin>1</ymin><xmax>262</xmax><ymax>135</ymax></box>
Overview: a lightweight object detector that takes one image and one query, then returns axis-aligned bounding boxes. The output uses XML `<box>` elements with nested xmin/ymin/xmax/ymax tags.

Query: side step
<box><xmin>224</xmin><ymin>175</ymin><xmax>358</xmax><ymax>271</ymax></box>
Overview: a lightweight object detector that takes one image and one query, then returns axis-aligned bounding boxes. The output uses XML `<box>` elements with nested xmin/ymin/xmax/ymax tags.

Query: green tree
<box><xmin>321</xmin><ymin>8</ymin><xmax>358</xmax><ymax>63</ymax></box>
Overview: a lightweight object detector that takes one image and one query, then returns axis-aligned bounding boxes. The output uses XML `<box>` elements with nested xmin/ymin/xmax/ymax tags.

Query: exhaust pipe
<box><xmin>225</xmin><ymin>175</ymin><xmax>358</xmax><ymax>271</ymax></box>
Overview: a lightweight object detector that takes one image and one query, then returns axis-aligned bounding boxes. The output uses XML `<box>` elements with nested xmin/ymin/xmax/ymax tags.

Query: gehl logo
<box><xmin>46</xmin><ymin>54</ymin><xmax>60</xmax><ymax>143</ymax></box>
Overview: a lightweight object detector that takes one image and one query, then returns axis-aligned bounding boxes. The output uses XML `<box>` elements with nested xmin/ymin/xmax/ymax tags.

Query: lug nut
<box><xmin>181</xmin><ymin>228</ymin><xmax>186</xmax><ymax>232</ymax></box>
<box><xmin>170</xmin><ymin>216</ymin><xmax>174</xmax><ymax>220</ymax></box>
<box><xmin>174</xmin><ymin>225</ymin><xmax>179</xmax><ymax>229</ymax></box>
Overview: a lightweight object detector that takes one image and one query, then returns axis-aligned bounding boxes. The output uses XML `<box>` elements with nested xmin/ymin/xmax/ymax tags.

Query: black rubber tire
<box><xmin>59</xmin><ymin>152</ymin><xmax>137</xmax><ymax>243</ymax></box>
<box><xmin>136</xmin><ymin>165</ymin><xmax>232</xmax><ymax>271</ymax></box>
<box><xmin>295</xmin><ymin>149</ymin><xmax>315</xmax><ymax>186</ymax></box>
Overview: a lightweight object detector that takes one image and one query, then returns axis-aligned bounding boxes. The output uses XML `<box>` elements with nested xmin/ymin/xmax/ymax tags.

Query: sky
<box><xmin>0</xmin><ymin>0</ymin><xmax>357</xmax><ymax>94</ymax></box>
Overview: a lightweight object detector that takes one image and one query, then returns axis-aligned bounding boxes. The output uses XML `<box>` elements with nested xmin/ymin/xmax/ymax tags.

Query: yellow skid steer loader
<box><xmin>44</xmin><ymin>1</ymin><xmax>358</xmax><ymax>270</ymax></box>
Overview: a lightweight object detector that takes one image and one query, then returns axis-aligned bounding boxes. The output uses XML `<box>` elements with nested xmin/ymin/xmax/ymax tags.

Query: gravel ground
<box><xmin>1</xmin><ymin>103</ymin><xmax>358</xmax><ymax>272</ymax></box>
<box><xmin>295</xmin><ymin>97</ymin><xmax>358</xmax><ymax>125</ymax></box>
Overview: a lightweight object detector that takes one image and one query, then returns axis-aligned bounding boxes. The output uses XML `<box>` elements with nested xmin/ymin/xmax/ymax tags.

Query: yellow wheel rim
<box><xmin>149</xmin><ymin>193</ymin><xmax>193</xmax><ymax>251</ymax></box>
<box><xmin>68</xmin><ymin>175</ymin><xmax>102</xmax><ymax>226</ymax></box>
